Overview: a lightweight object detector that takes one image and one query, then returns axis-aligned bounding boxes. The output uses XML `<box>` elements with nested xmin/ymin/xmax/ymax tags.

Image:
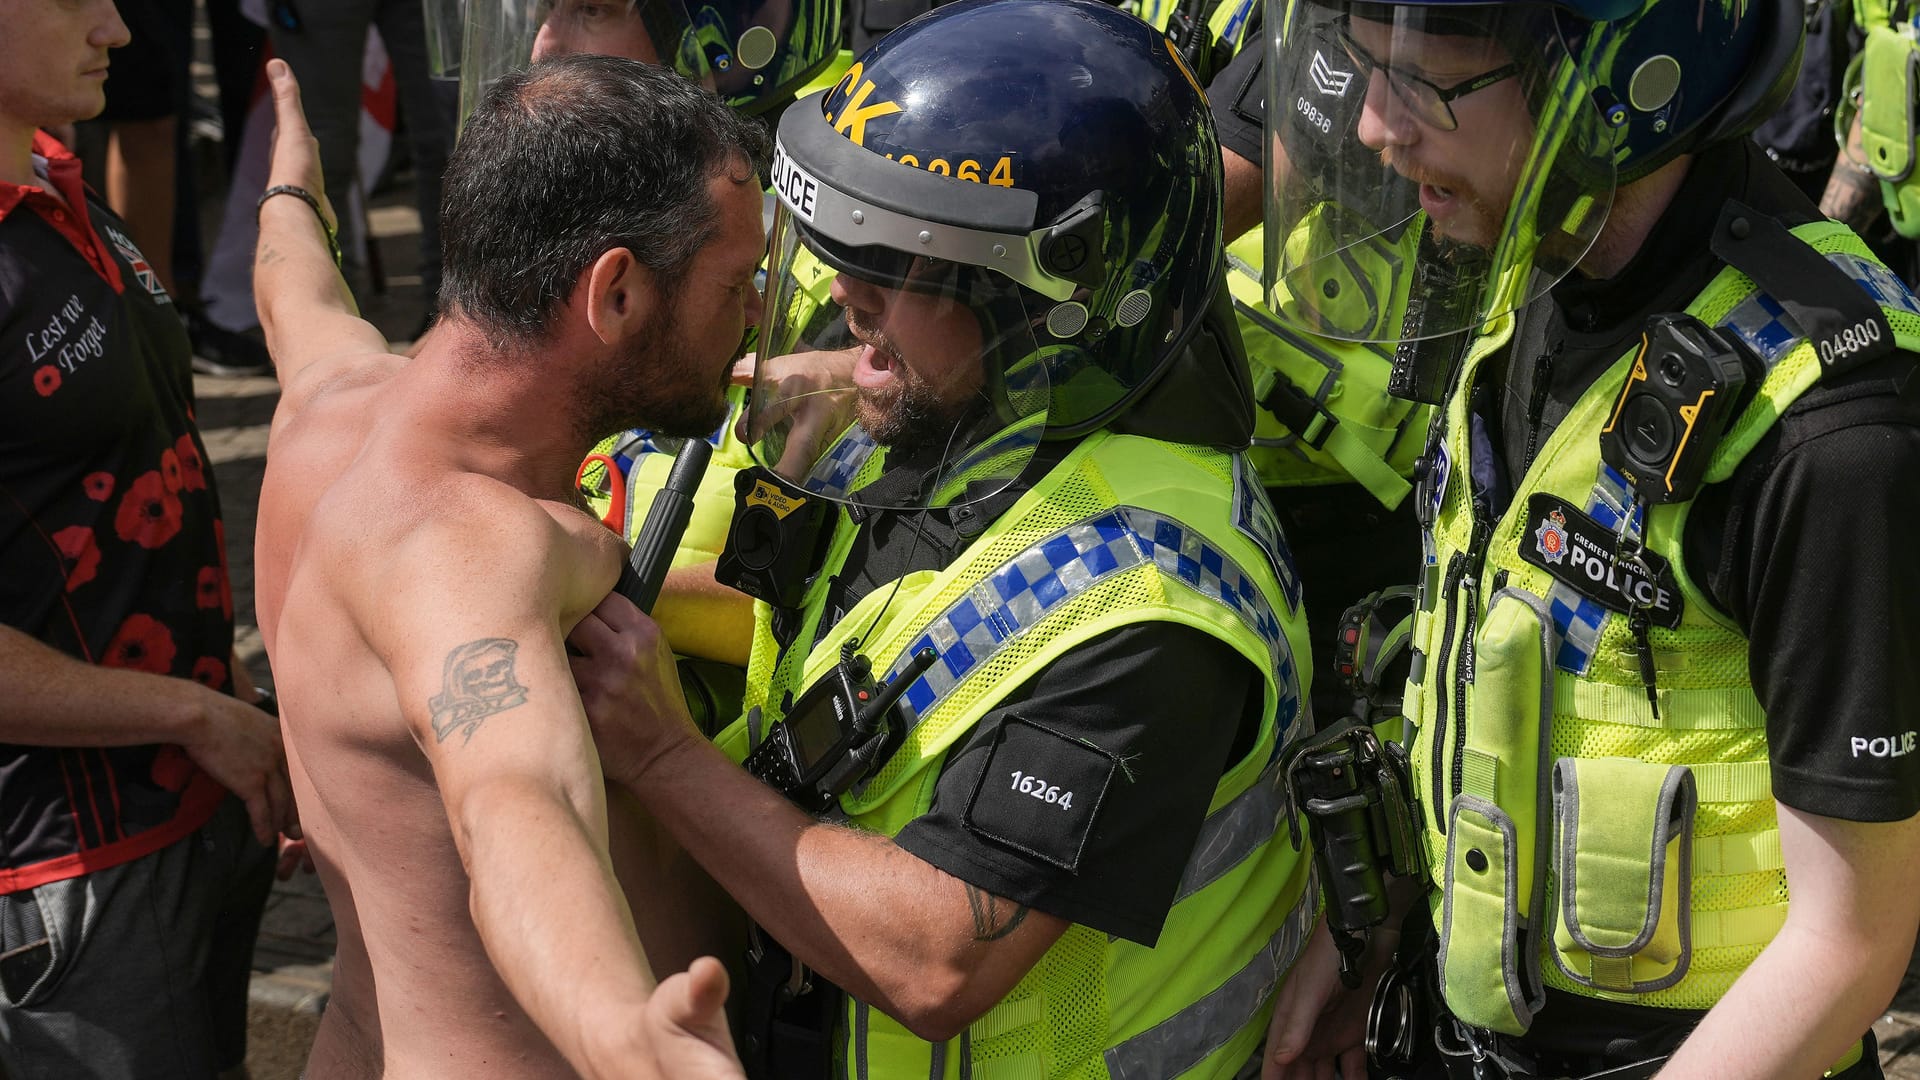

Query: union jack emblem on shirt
<box><xmin>103</xmin><ymin>225</ymin><xmax>170</xmax><ymax>305</ymax></box>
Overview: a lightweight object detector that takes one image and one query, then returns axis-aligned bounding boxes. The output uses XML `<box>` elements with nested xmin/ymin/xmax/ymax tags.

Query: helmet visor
<box><xmin>746</xmin><ymin>204</ymin><xmax>1053</xmax><ymax>511</ymax></box>
<box><xmin>426</xmin><ymin>0</ymin><xmax>466</xmax><ymax>78</ymax></box>
<box><xmin>456</xmin><ymin>0</ymin><xmax>714</xmax><ymax>132</ymax></box>
<box><xmin>1261</xmin><ymin>0</ymin><xmax>1617</xmax><ymax>343</ymax></box>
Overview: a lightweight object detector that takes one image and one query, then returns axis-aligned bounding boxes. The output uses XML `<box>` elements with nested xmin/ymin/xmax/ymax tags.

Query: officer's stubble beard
<box><xmin>572</xmin><ymin>282</ymin><xmax>734</xmax><ymax>444</ymax></box>
<box><xmin>847</xmin><ymin>315</ymin><xmax>985</xmax><ymax>462</ymax></box>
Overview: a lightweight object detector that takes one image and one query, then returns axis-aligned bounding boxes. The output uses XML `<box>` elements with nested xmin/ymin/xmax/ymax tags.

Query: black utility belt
<box><xmin>1367</xmin><ymin>950</ymin><xmax>1669</xmax><ymax>1080</ymax></box>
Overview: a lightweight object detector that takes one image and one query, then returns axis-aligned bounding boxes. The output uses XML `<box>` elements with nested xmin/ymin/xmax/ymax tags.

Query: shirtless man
<box><xmin>250</xmin><ymin>56</ymin><xmax>762</xmax><ymax>1079</ymax></box>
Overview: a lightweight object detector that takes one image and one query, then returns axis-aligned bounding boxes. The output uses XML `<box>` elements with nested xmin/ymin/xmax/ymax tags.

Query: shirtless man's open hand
<box><xmin>646</xmin><ymin>957</ymin><xmax>743</xmax><ymax>1077</ymax></box>
<box><xmin>252</xmin><ymin>55</ymin><xmax>766</xmax><ymax>1080</ymax></box>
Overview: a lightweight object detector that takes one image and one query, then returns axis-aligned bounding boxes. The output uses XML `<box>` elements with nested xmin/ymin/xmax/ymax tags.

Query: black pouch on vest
<box><xmin>1388</xmin><ymin>226</ymin><xmax>1490</xmax><ymax>405</ymax></box>
<box><xmin>741</xmin><ymin>932</ymin><xmax>834</xmax><ymax>1080</ymax></box>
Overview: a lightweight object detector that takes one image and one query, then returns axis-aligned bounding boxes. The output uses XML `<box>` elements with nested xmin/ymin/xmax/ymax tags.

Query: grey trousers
<box><xmin>0</xmin><ymin>796</ymin><xmax>276</xmax><ymax>1080</ymax></box>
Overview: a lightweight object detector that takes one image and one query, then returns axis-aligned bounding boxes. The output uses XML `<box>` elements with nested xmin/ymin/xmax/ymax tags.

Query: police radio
<box><xmin>1284</xmin><ymin>587</ymin><xmax>1423</xmax><ymax>988</ymax></box>
<box><xmin>716</xmin><ymin>466</ymin><xmax>832</xmax><ymax>609</ymax></box>
<box><xmin>1600</xmin><ymin>313</ymin><xmax>1753</xmax><ymax>505</ymax></box>
<box><xmin>743</xmin><ymin>644</ymin><xmax>940</xmax><ymax>813</ymax></box>
<box><xmin>1282</xmin><ymin>718</ymin><xmax>1423</xmax><ymax>986</ymax></box>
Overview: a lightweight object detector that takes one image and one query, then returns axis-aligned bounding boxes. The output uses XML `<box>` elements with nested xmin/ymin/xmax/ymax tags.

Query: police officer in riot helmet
<box><xmin>454</xmin><ymin>0</ymin><xmax>842</xmax><ymax>126</ymax></box>
<box><xmin>1256</xmin><ymin>0</ymin><xmax>1920</xmax><ymax>1076</ymax></box>
<box><xmin>580</xmin><ymin>2</ymin><xmax>1322</xmax><ymax>1077</ymax></box>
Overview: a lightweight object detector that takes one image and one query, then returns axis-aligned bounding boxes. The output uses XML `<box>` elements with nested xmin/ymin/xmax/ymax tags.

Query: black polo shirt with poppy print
<box><xmin>0</xmin><ymin>132</ymin><xmax>232</xmax><ymax>892</ymax></box>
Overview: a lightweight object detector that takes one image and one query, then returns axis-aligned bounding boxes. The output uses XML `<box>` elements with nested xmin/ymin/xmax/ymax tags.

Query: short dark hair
<box><xmin>439</xmin><ymin>54</ymin><xmax>770</xmax><ymax>345</ymax></box>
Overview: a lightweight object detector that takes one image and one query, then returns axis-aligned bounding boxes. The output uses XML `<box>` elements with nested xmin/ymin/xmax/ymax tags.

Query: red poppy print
<box><xmin>50</xmin><ymin>525</ymin><xmax>100</xmax><ymax>592</ymax></box>
<box><xmin>32</xmin><ymin>365</ymin><xmax>60</xmax><ymax>397</ymax></box>
<box><xmin>197</xmin><ymin>566</ymin><xmax>222</xmax><ymax>610</ymax></box>
<box><xmin>191</xmin><ymin>656</ymin><xmax>227</xmax><ymax>689</ymax></box>
<box><xmin>103</xmin><ymin>613</ymin><xmax>176</xmax><ymax>675</ymax></box>
<box><xmin>83</xmin><ymin>471</ymin><xmax>114</xmax><ymax>501</ymax></box>
<box><xmin>149</xmin><ymin>745</ymin><xmax>193</xmax><ymax>792</ymax></box>
<box><xmin>114</xmin><ymin>470</ymin><xmax>182</xmax><ymax>549</ymax></box>
<box><xmin>174</xmin><ymin>434</ymin><xmax>206</xmax><ymax>492</ymax></box>
<box><xmin>160</xmin><ymin>448</ymin><xmax>183</xmax><ymax>493</ymax></box>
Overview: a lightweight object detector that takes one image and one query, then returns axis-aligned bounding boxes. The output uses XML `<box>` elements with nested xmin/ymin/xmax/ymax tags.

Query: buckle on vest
<box><xmin>1261</xmin><ymin>376</ymin><xmax>1340</xmax><ymax>451</ymax></box>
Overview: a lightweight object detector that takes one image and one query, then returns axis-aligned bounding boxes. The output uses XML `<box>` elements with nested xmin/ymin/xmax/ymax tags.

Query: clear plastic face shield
<box><xmin>747</xmin><ymin>152</ymin><xmax>1057</xmax><ymax>512</ymax></box>
<box><xmin>425</xmin><ymin>0</ymin><xmax>466</xmax><ymax>79</ymax></box>
<box><xmin>1261</xmin><ymin>0</ymin><xmax>1619</xmax><ymax>354</ymax></box>
<box><xmin>455</xmin><ymin>0</ymin><xmax>711</xmax><ymax>130</ymax></box>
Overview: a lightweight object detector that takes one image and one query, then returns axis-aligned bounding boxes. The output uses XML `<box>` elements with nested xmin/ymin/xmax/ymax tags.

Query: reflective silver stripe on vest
<box><xmin>1173</xmin><ymin>757</ymin><xmax>1287</xmax><ymax>905</ymax></box>
<box><xmin>1103</xmin><ymin>875</ymin><xmax>1319</xmax><ymax>1080</ymax></box>
<box><xmin>887</xmin><ymin>506</ymin><xmax>1302</xmax><ymax>738</ymax></box>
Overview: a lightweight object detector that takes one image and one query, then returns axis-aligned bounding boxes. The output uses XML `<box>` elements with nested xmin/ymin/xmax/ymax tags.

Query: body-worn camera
<box><xmin>744</xmin><ymin>645</ymin><xmax>939</xmax><ymax>814</ymax></box>
<box><xmin>1600</xmin><ymin>313</ymin><xmax>1752</xmax><ymax>505</ymax></box>
<box><xmin>717</xmin><ymin>466</ymin><xmax>832</xmax><ymax>609</ymax></box>
<box><xmin>1282</xmin><ymin>717</ymin><xmax>1424</xmax><ymax>986</ymax></box>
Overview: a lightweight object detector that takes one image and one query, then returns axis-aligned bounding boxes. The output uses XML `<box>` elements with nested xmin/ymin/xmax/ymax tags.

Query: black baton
<box><xmin>617</xmin><ymin>439</ymin><xmax>712</xmax><ymax>614</ymax></box>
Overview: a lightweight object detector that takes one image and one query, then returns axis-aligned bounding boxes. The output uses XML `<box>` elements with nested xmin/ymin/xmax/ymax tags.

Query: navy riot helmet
<box><xmin>1260</xmin><ymin>0</ymin><xmax>1803</xmax><ymax>352</ymax></box>
<box><xmin>749</xmin><ymin>0</ymin><xmax>1230</xmax><ymax>511</ymax></box>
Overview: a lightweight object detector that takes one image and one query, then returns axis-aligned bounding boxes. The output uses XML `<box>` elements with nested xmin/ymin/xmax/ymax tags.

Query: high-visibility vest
<box><xmin>716</xmin><ymin>429</ymin><xmax>1319</xmax><ymax>1079</ymax></box>
<box><xmin>1407</xmin><ymin>218</ymin><xmax>1920</xmax><ymax>1039</ymax></box>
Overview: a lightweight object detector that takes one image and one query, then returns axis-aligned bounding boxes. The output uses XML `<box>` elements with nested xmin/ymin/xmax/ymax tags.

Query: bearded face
<box><xmin>833</xmin><ymin>271</ymin><xmax>989</xmax><ymax>456</ymax></box>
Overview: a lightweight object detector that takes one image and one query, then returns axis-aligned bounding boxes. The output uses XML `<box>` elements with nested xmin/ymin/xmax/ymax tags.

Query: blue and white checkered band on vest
<box><xmin>1723</xmin><ymin>253</ymin><xmax>1920</xmax><ymax>362</ymax></box>
<box><xmin>1548</xmin><ymin>251</ymin><xmax>1920</xmax><ymax>674</ymax></box>
<box><xmin>882</xmin><ymin>506</ymin><xmax>1304</xmax><ymax>739</ymax></box>
<box><xmin>1546</xmin><ymin>462</ymin><xmax>1643</xmax><ymax>674</ymax></box>
<box><xmin>1232</xmin><ymin>454</ymin><xmax>1303</xmax><ymax>614</ymax></box>
<box><xmin>802</xmin><ymin>427</ymin><xmax>879</xmax><ymax>499</ymax></box>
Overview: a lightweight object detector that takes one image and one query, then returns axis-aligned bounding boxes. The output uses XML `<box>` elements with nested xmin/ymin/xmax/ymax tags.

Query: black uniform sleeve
<box><xmin>891</xmin><ymin>622</ymin><xmax>1264</xmax><ymax>947</ymax></box>
<box><xmin>1208</xmin><ymin>42</ymin><xmax>1267</xmax><ymax>169</ymax></box>
<box><xmin>1695</xmin><ymin>359</ymin><xmax>1920</xmax><ymax>822</ymax></box>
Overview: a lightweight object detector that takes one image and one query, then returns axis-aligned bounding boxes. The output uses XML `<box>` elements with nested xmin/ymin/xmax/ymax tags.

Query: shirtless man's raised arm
<box><xmin>251</xmin><ymin>61</ymin><xmax>385</xmax><ymax>396</ymax></box>
<box><xmin>250</xmin><ymin>58</ymin><xmax>764</xmax><ymax>1079</ymax></box>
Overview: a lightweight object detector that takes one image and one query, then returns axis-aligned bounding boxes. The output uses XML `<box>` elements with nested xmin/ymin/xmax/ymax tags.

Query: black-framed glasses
<box><xmin>1334</xmin><ymin>20</ymin><xmax>1519</xmax><ymax>132</ymax></box>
